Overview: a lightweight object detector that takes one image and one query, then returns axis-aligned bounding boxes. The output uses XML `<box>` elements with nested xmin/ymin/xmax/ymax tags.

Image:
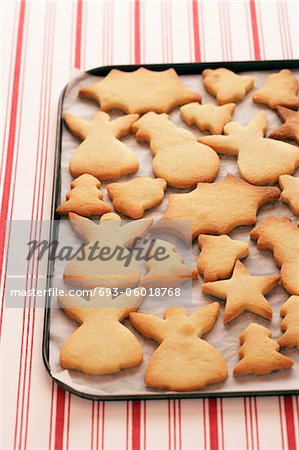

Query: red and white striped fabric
<box><xmin>1</xmin><ymin>1</ymin><xmax>298</xmax><ymax>449</ymax></box>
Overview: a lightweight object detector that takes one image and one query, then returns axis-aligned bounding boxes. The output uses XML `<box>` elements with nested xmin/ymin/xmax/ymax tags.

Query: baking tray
<box><xmin>43</xmin><ymin>60</ymin><xmax>299</xmax><ymax>401</ymax></box>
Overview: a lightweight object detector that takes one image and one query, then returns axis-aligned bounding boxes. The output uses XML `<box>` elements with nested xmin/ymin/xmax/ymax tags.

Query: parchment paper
<box><xmin>49</xmin><ymin>68</ymin><xmax>299</xmax><ymax>397</ymax></box>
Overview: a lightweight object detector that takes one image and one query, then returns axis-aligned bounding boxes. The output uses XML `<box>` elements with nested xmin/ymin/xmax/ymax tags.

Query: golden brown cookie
<box><xmin>132</xmin><ymin>112</ymin><xmax>219</xmax><ymax>188</ymax></box>
<box><xmin>198</xmin><ymin>235</ymin><xmax>249</xmax><ymax>281</ymax></box>
<box><xmin>106</xmin><ymin>177</ymin><xmax>167</xmax><ymax>219</ymax></box>
<box><xmin>278</xmin><ymin>296</ymin><xmax>299</xmax><ymax>348</ymax></box>
<box><xmin>202</xmin><ymin>261</ymin><xmax>279</xmax><ymax>323</ymax></box>
<box><xmin>56</xmin><ymin>174</ymin><xmax>112</xmax><ymax>217</ymax></box>
<box><xmin>202</xmin><ymin>68</ymin><xmax>254</xmax><ymax>105</ymax></box>
<box><xmin>279</xmin><ymin>174</ymin><xmax>299</xmax><ymax>215</ymax></box>
<box><xmin>59</xmin><ymin>289</ymin><xmax>143</xmax><ymax>375</ymax></box>
<box><xmin>253</xmin><ymin>69</ymin><xmax>299</xmax><ymax>109</ymax></box>
<box><xmin>270</xmin><ymin>106</ymin><xmax>299</xmax><ymax>144</ymax></box>
<box><xmin>64</xmin><ymin>111</ymin><xmax>139</xmax><ymax>180</ymax></box>
<box><xmin>160</xmin><ymin>174</ymin><xmax>280</xmax><ymax>240</ymax></box>
<box><xmin>199</xmin><ymin>112</ymin><xmax>299</xmax><ymax>185</ymax></box>
<box><xmin>233</xmin><ymin>323</ymin><xmax>294</xmax><ymax>376</ymax></box>
<box><xmin>79</xmin><ymin>68</ymin><xmax>201</xmax><ymax>114</ymax></box>
<box><xmin>64</xmin><ymin>212</ymin><xmax>152</xmax><ymax>289</ymax></box>
<box><xmin>130</xmin><ymin>303</ymin><xmax>227</xmax><ymax>391</ymax></box>
<box><xmin>180</xmin><ymin>102</ymin><xmax>235</xmax><ymax>134</ymax></box>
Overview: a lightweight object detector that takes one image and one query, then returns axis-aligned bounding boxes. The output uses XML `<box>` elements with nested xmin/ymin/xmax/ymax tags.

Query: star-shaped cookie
<box><xmin>180</xmin><ymin>102</ymin><xmax>235</xmax><ymax>134</ymax></box>
<box><xmin>159</xmin><ymin>174</ymin><xmax>280</xmax><ymax>240</ymax></box>
<box><xmin>79</xmin><ymin>68</ymin><xmax>201</xmax><ymax>114</ymax></box>
<box><xmin>253</xmin><ymin>69</ymin><xmax>299</xmax><ymax>109</ymax></box>
<box><xmin>279</xmin><ymin>175</ymin><xmax>299</xmax><ymax>215</ymax></box>
<box><xmin>270</xmin><ymin>106</ymin><xmax>299</xmax><ymax>144</ymax></box>
<box><xmin>202</xmin><ymin>261</ymin><xmax>280</xmax><ymax>323</ymax></box>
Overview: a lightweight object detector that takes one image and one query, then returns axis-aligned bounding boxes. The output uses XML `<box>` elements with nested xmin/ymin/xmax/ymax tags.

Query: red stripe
<box><xmin>132</xmin><ymin>401</ymin><xmax>141</xmax><ymax>450</ymax></box>
<box><xmin>101</xmin><ymin>402</ymin><xmax>105</xmax><ymax>450</ymax></box>
<box><xmin>0</xmin><ymin>0</ymin><xmax>26</xmax><ymax>335</ymax></box>
<box><xmin>278</xmin><ymin>397</ymin><xmax>286</xmax><ymax>450</ymax></box>
<box><xmin>249</xmin><ymin>0</ymin><xmax>261</xmax><ymax>60</ymax></box>
<box><xmin>134</xmin><ymin>0</ymin><xmax>140</xmax><ymax>64</ymax></box>
<box><xmin>284</xmin><ymin>397</ymin><xmax>297</xmax><ymax>450</ymax></box>
<box><xmin>54</xmin><ymin>387</ymin><xmax>66</xmax><ymax>450</ymax></box>
<box><xmin>253</xmin><ymin>398</ymin><xmax>260</xmax><ymax>450</ymax></box>
<box><xmin>208</xmin><ymin>399</ymin><xmax>219</xmax><ymax>450</ymax></box>
<box><xmin>74</xmin><ymin>0</ymin><xmax>82</xmax><ymax>68</ymax></box>
<box><xmin>192</xmin><ymin>0</ymin><xmax>201</xmax><ymax>62</ymax></box>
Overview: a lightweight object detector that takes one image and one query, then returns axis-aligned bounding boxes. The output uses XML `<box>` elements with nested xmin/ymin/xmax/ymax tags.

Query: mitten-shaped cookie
<box><xmin>253</xmin><ymin>69</ymin><xmax>299</xmax><ymax>109</ymax></box>
<box><xmin>130</xmin><ymin>303</ymin><xmax>227</xmax><ymax>391</ymax></box>
<box><xmin>180</xmin><ymin>102</ymin><xmax>235</xmax><ymax>134</ymax></box>
<box><xmin>199</xmin><ymin>112</ymin><xmax>299</xmax><ymax>185</ymax></box>
<box><xmin>64</xmin><ymin>111</ymin><xmax>139</xmax><ymax>180</ymax></box>
<box><xmin>56</xmin><ymin>174</ymin><xmax>112</xmax><ymax>217</ymax></box>
<box><xmin>198</xmin><ymin>235</ymin><xmax>249</xmax><ymax>281</ymax></box>
<box><xmin>251</xmin><ymin>216</ymin><xmax>299</xmax><ymax>295</ymax></box>
<box><xmin>278</xmin><ymin>296</ymin><xmax>299</xmax><ymax>348</ymax></box>
<box><xmin>279</xmin><ymin>175</ymin><xmax>299</xmax><ymax>215</ymax></box>
<box><xmin>270</xmin><ymin>107</ymin><xmax>299</xmax><ymax>144</ymax></box>
<box><xmin>132</xmin><ymin>112</ymin><xmax>219</xmax><ymax>188</ymax></box>
<box><xmin>64</xmin><ymin>212</ymin><xmax>152</xmax><ymax>289</ymax></box>
<box><xmin>59</xmin><ymin>289</ymin><xmax>143</xmax><ymax>374</ymax></box>
<box><xmin>233</xmin><ymin>323</ymin><xmax>293</xmax><ymax>376</ymax></box>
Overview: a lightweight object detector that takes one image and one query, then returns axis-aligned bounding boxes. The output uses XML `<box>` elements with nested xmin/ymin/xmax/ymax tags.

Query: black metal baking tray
<box><xmin>43</xmin><ymin>59</ymin><xmax>299</xmax><ymax>401</ymax></box>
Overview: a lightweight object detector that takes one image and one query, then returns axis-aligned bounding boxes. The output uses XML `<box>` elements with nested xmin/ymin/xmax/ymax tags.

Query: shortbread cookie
<box><xmin>64</xmin><ymin>111</ymin><xmax>139</xmax><ymax>180</ymax></box>
<box><xmin>107</xmin><ymin>177</ymin><xmax>167</xmax><ymax>219</ymax></box>
<box><xmin>143</xmin><ymin>239</ymin><xmax>197</xmax><ymax>288</ymax></box>
<box><xmin>130</xmin><ymin>303</ymin><xmax>227</xmax><ymax>391</ymax></box>
<box><xmin>56</xmin><ymin>174</ymin><xmax>111</xmax><ymax>217</ymax></box>
<box><xmin>202</xmin><ymin>68</ymin><xmax>254</xmax><ymax>105</ymax></box>
<box><xmin>59</xmin><ymin>289</ymin><xmax>143</xmax><ymax>375</ymax></box>
<box><xmin>202</xmin><ymin>261</ymin><xmax>279</xmax><ymax>323</ymax></box>
<box><xmin>233</xmin><ymin>323</ymin><xmax>294</xmax><ymax>376</ymax></box>
<box><xmin>251</xmin><ymin>216</ymin><xmax>299</xmax><ymax>295</ymax></box>
<box><xmin>180</xmin><ymin>102</ymin><xmax>235</xmax><ymax>134</ymax></box>
<box><xmin>279</xmin><ymin>175</ymin><xmax>299</xmax><ymax>215</ymax></box>
<box><xmin>64</xmin><ymin>212</ymin><xmax>152</xmax><ymax>289</ymax></box>
<box><xmin>278</xmin><ymin>296</ymin><xmax>299</xmax><ymax>348</ymax></box>
<box><xmin>160</xmin><ymin>174</ymin><xmax>279</xmax><ymax>240</ymax></box>
<box><xmin>199</xmin><ymin>112</ymin><xmax>299</xmax><ymax>185</ymax></box>
<box><xmin>79</xmin><ymin>68</ymin><xmax>201</xmax><ymax>114</ymax></box>
<box><xmin>253</xmin><ymin>69</ymin><xmax>299</xmax><ymax>109</ymax></box>
<box><xmin>132</xmin><ymin>112</ymin><xmax>219</xmax><ymax>188</ymax></box>
<box><xmin>270</xmin><ymin>107</ymin><xmax>299</xmax><ymax>144</ymax></box>
<box><xmin>198</xmin><ymin>235</ymin><xmax>249</xmax><ymax>281</ymax></box>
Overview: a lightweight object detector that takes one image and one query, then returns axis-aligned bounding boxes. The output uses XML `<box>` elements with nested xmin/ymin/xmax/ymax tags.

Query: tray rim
<box><xmin>43</xmin><ymin>59</ymin><xmax>299</xmax><ymax>402</ymax></box>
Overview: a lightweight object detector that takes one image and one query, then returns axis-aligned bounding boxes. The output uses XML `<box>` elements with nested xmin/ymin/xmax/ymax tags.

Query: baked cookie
<box><xmin>142</xmin><ymin>239</ymin><xmax>197</xmax><ymax>288</ymax></box>
<box><xmin>79</xmin><ymin>68</ymin><xmax>201</xmax><ymax>114</ymax></box>
<box><xmin>253</xmin><ymin>69</ymin><xmax>299</xmax><ymax>110</ymax></box>
<box><xmin>159</xmin><ymin>174</ymin><xmax>280</xmax><ymax>240</ymax></box>
<box><xmin>199</xmin><ymin>111</ymin><xmax>299</xmax><ymax>185</ymax></box>
<box><xmin>270</xmin><ymin>107</ymin><xmax>299</xmax><ymax>144</ymax></box>
<box><xmin>278</xmin><ymin>296</ymin><xmax>299</xmax><ymax>348</ymax></box>
<box><xmin>107</xmin><ymin>177</ymin><xmax>167</xmax><ymax>219</ymax></box>
<box><xmin>132</xmin><ymin>112</ymin><xmax>219</xmax><ymax>188</ymax></box>
<box><xmin>202</xmin><ymin>68</ymin><xmax>254</xmax><ymax>105</ymax></box>
<box><xmin>130</xmin><ymin>303</ymin><xmax>228</xmax><ymax>391</ymax></box>
<box><xmin>64</xmin><ymin>212</ymin><xmax>152</xmax><ymax>289</ymax></box>
<box><xmin>279</xmin><ymin>174</ymin><xmax>299</xmax><ymax>215</ymax></box>
<box><xmin>233</xmin><ymin>323</ymin><xmax>294</xmax><ymax>376</ymax></box>
<box><xmin>59</xmin><ymin>289</ymin><xmax>143</xmax><ymax>375</ymax></box>
<box><xmin>202</xmin><ymin>261</ymin><xmax>279</xmax><ymax>323</ymax></box>
<box><xmin>56</xmin><ymin>174</ymin><xmax>112</xmax><ymax>217</ymax></box>
<box><xmin>180</xmin><ymin>102</ymin><xmax>235</xmax><ymax>134</ymax></box>
<box><xmin>64</xmin><ymin>111</ymin><xmax>139</xmax><ymax>180</ymax></box>
<box><xmin>198</xmin><ymin>235</ymin><xmax>249</xmax><ymax>282</ymax></box>
<box><xmin>251</xmin><ymin>216</ymin><xmax>299</xmax><ymax>295</ymax></box>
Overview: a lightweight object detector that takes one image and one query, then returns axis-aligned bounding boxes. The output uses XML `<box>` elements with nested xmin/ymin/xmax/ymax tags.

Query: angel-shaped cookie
<box><xmin>180</xmin><ymin>102</ymin><xmax>235</xmax><ymax>135</ymax></box>
<box><xmin>251</xmin><ymin>216</ymin><xmax>299</xmax><ymax>295</ymax></box>
<box><xmin>233</xmin><ymin>323</ymin><xmax>293</xmax><ymax>376</ymax></box>
<box><xmin>64</xmin><ymin>212</ymin><xmax>152</xmax><ymax>289</ymax></box>
<box><xmin>59</xmin><ymin>288</ymin><xmax>143</xmax><ymax>374</ymax></box>
<box><xmin>64</xmin><ymin>111</ymin><xmax>139</xmax><ymax>180</ymax></box>
<box><xmin>278</xmin><ymin>296</ymin><xmax>299</xmax><ymax>348</ymax></box>
<box><xmin>199</xmin><ymin>112</ymin><xmax>299</xmax><ymax>185</ymax></box>
<box><xmin>130</xmin><ymin>303</ymin><xmax>227</xmax><ymax>391</ymax></box>
<box><xmin>132</xmin><ymin>112</ymin><xmax>219</xmax><ymax>188</ymax></box>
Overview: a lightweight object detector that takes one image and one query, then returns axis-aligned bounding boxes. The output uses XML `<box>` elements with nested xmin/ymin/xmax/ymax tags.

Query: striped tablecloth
<box><xmin>1</xmin><ymin>1</ymin><xmax>298</xmax><ymax>449</ymax></box>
